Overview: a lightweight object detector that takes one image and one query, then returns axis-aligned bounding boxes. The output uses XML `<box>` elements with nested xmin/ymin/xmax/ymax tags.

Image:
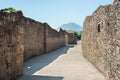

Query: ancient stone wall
<box><xmin>23</xmin><ymin>17</ymin><xmax>45</xmax><ymax>61</ymax></box>
<box><xmin>0</xmin><ymin>10</ymin><xmax>24</xmax><ymax>80</ymax></box>
<box><xmin>0</xmin><ymin>9</ymin><xmax>77</xmax><ymax>80</ymax></box>
<box><xmin>66</xmin><ymin>30</ymin><xmax>77</xmax><ymax>44</ymax></box>
<box><xmin>44</xmin><ymin>23</ymin><xmax>66</xmax><ymax>53</ymax></box>
<box><xmin>82</xmin><ymin>1</ymin><xmax>120</xmax><ymax>80</ymax></box>
<box><xmin>67</xmin><ymin>33</ymin><xmax>77</xmax><ymax>44</ymax></box>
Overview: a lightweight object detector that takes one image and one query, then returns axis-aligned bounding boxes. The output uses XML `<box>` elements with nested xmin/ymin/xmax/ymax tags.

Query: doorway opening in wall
<box><xmin>107</xmin><ymin>22</ymin><xmax>110</xmax><ymax>26</ymax></box>
<box><xmin>97</xmin><ymin>24</ymin><xmax>100</xmax><ymax>33</ymax></box>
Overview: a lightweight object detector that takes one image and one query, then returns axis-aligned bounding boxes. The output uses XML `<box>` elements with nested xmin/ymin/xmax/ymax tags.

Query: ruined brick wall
<box><xmin>0</xmin><ymin>11</ymin><xmax>24</xmax><ymax>80</ymax></box>
<box><xmin>66</xmin><ymin>30</ymin><xmax>77</xmax><ymax>44</ymax></box>
<box><xmin>0</xmin><ymin>9</ymin><xmax>78</xmax><ymax>80</ymax></box>
<box><xmin>82</xmin><ymin>1</ymin><xmax>120</xmax><ymax>80</ymax></box>
<box><xmin>23</xmin><ymin>17</ymin><xmax>44</xmax><ymax>61</ymax></box>
<box><xmin>44</xmin><ymin>23</ymin><xmax>66</xmax><ymax>53</ymax></box>
<box><xmin>67</xmin><ymin>33</ymin><xmax>77</xmax><ymax>44</ymax></box>
<box><xmin>59</xmin><ymin>29</ymin><xmax>66</xmax><ymax>46</ymax></box>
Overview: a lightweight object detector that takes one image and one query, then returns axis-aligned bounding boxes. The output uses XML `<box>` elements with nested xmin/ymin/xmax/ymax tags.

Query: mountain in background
<box><xmin>58</xmin><ymin>22</ymin><xmax>82</xmax><ymax>33</ymax></box>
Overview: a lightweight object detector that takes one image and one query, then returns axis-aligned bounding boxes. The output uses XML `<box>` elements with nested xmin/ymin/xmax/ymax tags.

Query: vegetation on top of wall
<box><xmin>4</xmin><ymin>7</ymin><xmax>17</xmax><ymax>12</ymax></box>
<box><xmin>75</xmin><ymin>31</ymin><xmax>82</xmax><ymax>40</ymax></box>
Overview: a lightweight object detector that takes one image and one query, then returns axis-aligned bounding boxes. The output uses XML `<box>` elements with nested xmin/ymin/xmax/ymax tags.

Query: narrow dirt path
<box><xmin>18</xmin><ymin>41</ymin><xmax>106</xmax><ymax>80</ymax></box>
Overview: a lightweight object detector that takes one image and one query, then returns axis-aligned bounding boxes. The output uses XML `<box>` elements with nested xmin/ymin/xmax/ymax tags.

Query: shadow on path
<box><xmin>18</xmin><ymin>75</ymin><xmax>64</xmax><ymax>80</ymax></box>
<box><xmin>18</xmin><ymin>45</ymin><xmax>74</xmax><ymax>80</ymax></box>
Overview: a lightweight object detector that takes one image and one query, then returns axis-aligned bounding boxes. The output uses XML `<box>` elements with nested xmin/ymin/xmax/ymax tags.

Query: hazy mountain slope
<box><xmin>59</xmin><ymin>22</ymin><xmax>82</xmax><ymax>33</ymax></box>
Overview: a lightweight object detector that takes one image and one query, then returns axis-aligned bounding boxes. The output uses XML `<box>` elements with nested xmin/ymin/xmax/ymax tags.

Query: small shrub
<box><xmin>4</xmin><ymin>7</ymin><xmax>16</xmax><ymax>11</ymax></box>
<box><xmin>75</xmin><ymin>31</ymin><xmax>82</xmax><ymax>40</ymax></box>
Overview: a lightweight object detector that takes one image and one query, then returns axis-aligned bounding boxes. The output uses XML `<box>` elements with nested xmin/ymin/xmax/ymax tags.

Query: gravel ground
<box><xmin>18</xmin><ymin>41</ymin><xmax>106</xmax><ymax>80</ymax></box>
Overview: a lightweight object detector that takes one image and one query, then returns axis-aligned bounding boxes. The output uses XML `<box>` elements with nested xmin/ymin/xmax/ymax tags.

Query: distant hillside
<box><xmin>58</xmin><ymin>22</ymin><xmax>82</xmax><ymax>33</ymax></box>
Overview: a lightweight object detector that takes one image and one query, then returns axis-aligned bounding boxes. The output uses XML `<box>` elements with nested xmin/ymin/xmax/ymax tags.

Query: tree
<box><xmin>75</xmin><ymin>31</ymin><xmax>82</xmax><ymax>40</ymax></box>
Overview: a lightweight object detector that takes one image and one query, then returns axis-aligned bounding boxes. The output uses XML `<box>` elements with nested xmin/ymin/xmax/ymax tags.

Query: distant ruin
<box><xmin>66</xmin><ymin>30</ymin><xmax>77</xmax><ymax>44</ymax></box>
<box><xmin>0</xmin><ymin>10</ymin><xmax>77</xmax><ymax>80</ymax></box>
<box><xmin>82</xmin><ymin>0</ymin><xmax>120</xmax><ymax>80</ymax></box>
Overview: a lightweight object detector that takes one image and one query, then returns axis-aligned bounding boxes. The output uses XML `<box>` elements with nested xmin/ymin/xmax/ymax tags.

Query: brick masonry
<box><xmin>82</xmin><ymin>0</ymin><xmax>120</xmax><ymax>80</ymax></box>
<box><xmin>0</xmin><ymin>10</ymin><xmax>77</xmax><ymax>80</ymax></box>
<box><xmin>0</xmin><ymin>11</ymin><xmax>24</xmax><ymax>80</ymax></box>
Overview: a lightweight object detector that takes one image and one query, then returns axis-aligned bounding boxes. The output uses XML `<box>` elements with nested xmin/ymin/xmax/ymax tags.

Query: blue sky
<box><xmin>0</xmin><ymin>0</ymin><xmax>113</xmax><ymax>29</ymax></box>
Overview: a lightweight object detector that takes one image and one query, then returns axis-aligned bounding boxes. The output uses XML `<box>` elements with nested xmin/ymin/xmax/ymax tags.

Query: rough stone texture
<box><xmin>66</xmin><ymin>30</ymin><xmax>77</xmax><ymax>44</ymax></box>
<box><xmin>23</xmin><ymin>17</ymin><xmax>45</xmax><ymax>61</ymax></box>
<box><xmin>0</xmin><ymin>10</ymin><xmax>24</xmax><ymax>80</ymax></box>
<box><xmin>0</xmin><ymin>9</ymin><xmax>77</xmax><ymax>80</ymax></box>
<box><xmin>44</xmin><ymin>23</ymin><xmax>66</xmax><ymax>53</ymax></box>
<box><xmin>82</xmin><ymin>0</ymin><xmax>120</xmax><ymax>80</ymax></box>
<box><xmin>114</xmin><ymin>0</ymin><xmax>120</xmax><ymax>4</ymax></box>
<box><xmin>23</xmin><ymin>19</ymin><xmax>76</xmax><ymax>61</ymax></box>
